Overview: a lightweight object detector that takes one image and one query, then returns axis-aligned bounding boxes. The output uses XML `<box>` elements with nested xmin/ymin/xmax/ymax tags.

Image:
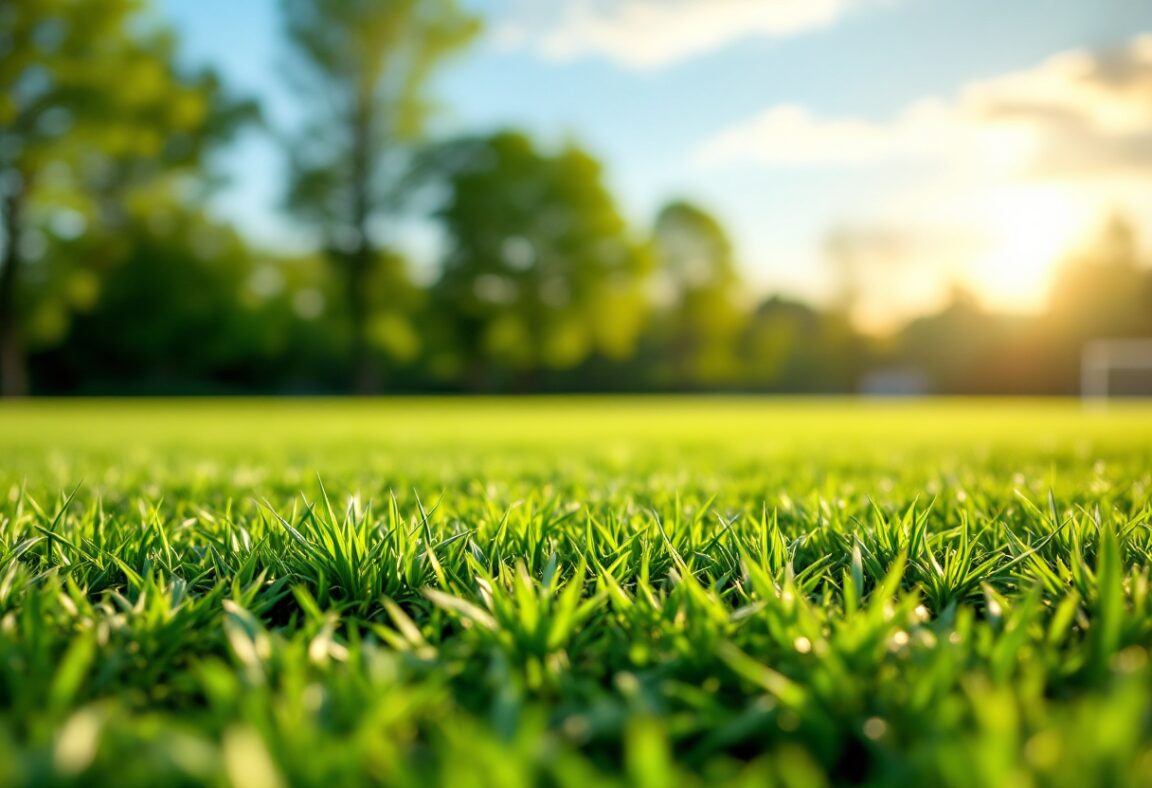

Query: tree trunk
<box><xmin>347</xmin><ymin>98</ymin><xmax>379</xmax><ymax>395</ymax></box>
<box><xmin>346</xmin><ymin>243</ymin><xmax>377</xmax><ymax>394</ymax></box>
<box><xmin>0</xmin><ymin>175</ymin><xmax>28</xmax><ymax>398</ymax></box>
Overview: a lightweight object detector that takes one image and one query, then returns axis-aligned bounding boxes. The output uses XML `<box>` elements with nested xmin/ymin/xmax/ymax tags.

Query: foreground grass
<box><xmin>1</xmin><ymin>398</ymin><xmax>1151</xmax><ymax>787</ymax></box>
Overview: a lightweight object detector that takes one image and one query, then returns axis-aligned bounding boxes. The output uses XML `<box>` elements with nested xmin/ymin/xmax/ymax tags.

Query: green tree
<box><xmin>279</xmin><ymin>0</ymin><xmax>480</xmax><ymax>393</ymax></box>
<box><xmin>38</xmin><ymin>207</ymin><xmax>258</xmax><ymax>392</ymax></box>
<box><xmin>1035</xmin><ymin>214</ymin><xmax>1152</xmax><ymax>392</ymax></box>
<box><xmin>1048</xmin><ymin>214</ymin><xmax>1149</xmax><ymax>337</ymax></box>
<box><xmin>650</xmin><ymin>200</ymin><xmax>745</xmax><ymax>387</ymax></box>
<box><xmin>727</xmin><ymin>295</ymin><xmax>865</xmax><ymax>394</ymax></box>
<box><xmin>428</xmin><ymin>132</ymin><xmax>649</xmax><ymax>389</ymax></box>
<box><xmin>0</xmin><ymin>0</ymin><xmax>253</xmax><ymax>396</ymax></box>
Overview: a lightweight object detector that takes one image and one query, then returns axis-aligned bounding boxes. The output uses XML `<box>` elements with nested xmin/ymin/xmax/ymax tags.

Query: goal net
<box><xmin>1081</xmin><ymin>339</ymin><xmax>1152</xmax><ymax>402</ymax></box>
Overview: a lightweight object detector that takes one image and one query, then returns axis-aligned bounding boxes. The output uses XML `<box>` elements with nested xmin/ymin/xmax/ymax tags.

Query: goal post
<box><xmin>1081</xmin><ymin>339</ymin><xmax>1152</xmax><ymax>403</ymax></box>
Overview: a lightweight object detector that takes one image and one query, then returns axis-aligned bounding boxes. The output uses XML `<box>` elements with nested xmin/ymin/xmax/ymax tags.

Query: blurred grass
<box><xmin>5</xmin><ymin>396</ymin><xmax>1152</xmax><ymax>452</ymax></box>
<box><xmin>1</xmin><ymin>398</ymin><xmax>1151</xmax><ymax>786</ymax></box>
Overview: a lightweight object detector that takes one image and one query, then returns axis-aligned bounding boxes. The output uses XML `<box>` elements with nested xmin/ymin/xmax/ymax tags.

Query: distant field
<box><xmin>1</xmin><ymin>398</ymin><xmax>1151</xmax><ymax>786</ymax></box>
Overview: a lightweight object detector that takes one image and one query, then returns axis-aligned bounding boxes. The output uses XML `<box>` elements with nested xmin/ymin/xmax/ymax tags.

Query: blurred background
<box><xmin>2</xmin><ymin>0</ymin><xmax>1151</xmax><ymax>397</ymax></box>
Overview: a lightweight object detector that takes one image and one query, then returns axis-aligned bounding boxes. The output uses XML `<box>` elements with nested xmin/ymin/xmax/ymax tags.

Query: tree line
<box><xmin>3</xmin><ymin>0</ymin><xmax>1151</xmax><ymax>397</ymax></box>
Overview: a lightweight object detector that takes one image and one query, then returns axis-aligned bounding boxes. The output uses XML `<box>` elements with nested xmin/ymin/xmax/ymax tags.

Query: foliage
<box><xmin>19</xmin><ymin>200</ymin><xmax>1152</xmax><ymax>395</ymax></box>
<box><xmin>32</xmin><ymin>207</ymin><xmax>350</xmax><ymax>394</ymax></box>
<box><xmin>650</xmin><ymin>201</ymin><xmax>746</xmax><ymax>387</ymax></box>
<box><xmin>742</xmin><ymin>297</ymin><xmax>862</xmax><ymax>392</ymax></box>
<box><xmin>1</xmin><ymin>400</ymin><xmax>1151</xmax><ymax>785</ymax></box>
<box><xmin>427</xmin><ymin>132</ymin><xmax>650</xmax><ymax>385</ymax></box>
<box><xmin>0</xmin><ymin>0</ymin><xmax>254</xmax><ymax>396</ymax></box>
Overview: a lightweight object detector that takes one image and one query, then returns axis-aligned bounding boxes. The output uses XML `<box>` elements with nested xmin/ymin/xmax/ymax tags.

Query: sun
<box><xmin>971</xmin><ymin>184</ymin><xmax>1091</xmax><ymax>310</ymax></box>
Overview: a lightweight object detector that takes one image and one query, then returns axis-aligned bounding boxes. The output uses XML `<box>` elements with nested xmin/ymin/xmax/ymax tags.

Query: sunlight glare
<box><xmin>972</xmin><ymin>185</ymin><xmax>1090</xmax><ymax>310</ymax></box>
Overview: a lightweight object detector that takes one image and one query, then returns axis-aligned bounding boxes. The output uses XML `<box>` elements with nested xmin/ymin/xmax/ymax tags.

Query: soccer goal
<box><xmin>1081</xmin><ymin>339</ymin><xmax>1152</xmax><ymax>403</ymax></box>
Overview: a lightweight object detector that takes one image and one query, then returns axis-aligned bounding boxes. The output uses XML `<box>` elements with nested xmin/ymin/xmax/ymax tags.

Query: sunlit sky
<box><xmin>158</xmin><ymin>0</ymin><xmax>1152</xmax><ymax>330</ymax></box>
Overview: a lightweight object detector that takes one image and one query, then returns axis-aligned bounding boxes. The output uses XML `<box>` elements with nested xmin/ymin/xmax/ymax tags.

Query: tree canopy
<box><xmin>0</xmin><ymin>0</ymin><xmax>253</xmax><ymax>395</ymax></box>
<box><xmin>428</xmin><ymin>132</ymin><xmax>649</xmax><ymax>386</ymax></box>
<box><xmin>651</xmin><ymin>200</ymin><xmax>745</xmax><ymax>386</ymax></box>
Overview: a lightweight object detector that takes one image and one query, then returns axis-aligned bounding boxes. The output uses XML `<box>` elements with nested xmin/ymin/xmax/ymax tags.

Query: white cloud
<box><xmin>695</xmin><ymin>101</ymin><xmax>967</xmax><ymax>167</ymax></box>
<box><xmin>695</xmin><ymin>35</ymin><xmax>1152</xmax><ymax>176</ymax></box>
<box><xmin>494</xmin><ymin>0</ymin><xmax>881</xmax><ymax>69</ymax></box>
<box><xmin>693</xmin><ymin>35</ymin><xmax>1152</xmax><ymax>323</ymax></box>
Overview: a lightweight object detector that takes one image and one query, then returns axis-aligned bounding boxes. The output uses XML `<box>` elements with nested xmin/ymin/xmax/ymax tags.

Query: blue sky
<box><xmin>157</xmin><ymin>0</ymin><xmax>1152</xmax><ymax>328</ymax></box>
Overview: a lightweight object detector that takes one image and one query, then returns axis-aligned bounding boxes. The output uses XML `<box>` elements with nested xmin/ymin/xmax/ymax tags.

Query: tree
<box><xmin>279</xmin><ymin>0</ymin><xmax>480</xmax><ymax>393</ymax></box>
<box><xmin>650</xmin><ymin>200</ymin><xmax>745</xmax><ymax>387</ymax></box>
<box><xmin>0</xmin><ymin>0</ymin><xmax>253</xmax><ymax>396</ymax></box>
<box><xmin>1035</xmin><ymin>213</ymin><xmax>1152</xmax><ymax>392</ymax></box>
<box><xmin>36</xmin><ymin>206</ymin><xmax>260</xmax><ymax>393</ymax></box>
<box><xmin>1048</xmin><ymin>213</ymin><xmax>1149</xmax><ymax>337</ymax></box>
<box><xmin>742</xmin><ymin>296</ymin><xmax>834</xmax><ymax>392</ymax></box>
<box><xmin>428</xmin><ymin>131</ymin><xmax>649</xmax><ymax>389</ymax></box>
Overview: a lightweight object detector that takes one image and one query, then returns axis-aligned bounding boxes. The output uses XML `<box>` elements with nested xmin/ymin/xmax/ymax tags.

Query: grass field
<box><xmin>2</xmin><ymin>398</ymin><xmax>1152</xmax><ymax>786</ymax></box>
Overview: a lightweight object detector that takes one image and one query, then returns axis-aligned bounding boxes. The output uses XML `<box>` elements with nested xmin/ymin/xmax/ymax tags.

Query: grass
<box><xmin>1</xmin><ymin>398</ymin><xmax>1152</xmax><ymax>787</ymax></box>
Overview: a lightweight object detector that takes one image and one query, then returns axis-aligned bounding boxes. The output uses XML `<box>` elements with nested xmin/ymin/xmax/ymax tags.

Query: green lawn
<box><xmin>1</xmin><ymin>398</ymin><xmax>1151</xmax><ymax>786</ymax></box>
